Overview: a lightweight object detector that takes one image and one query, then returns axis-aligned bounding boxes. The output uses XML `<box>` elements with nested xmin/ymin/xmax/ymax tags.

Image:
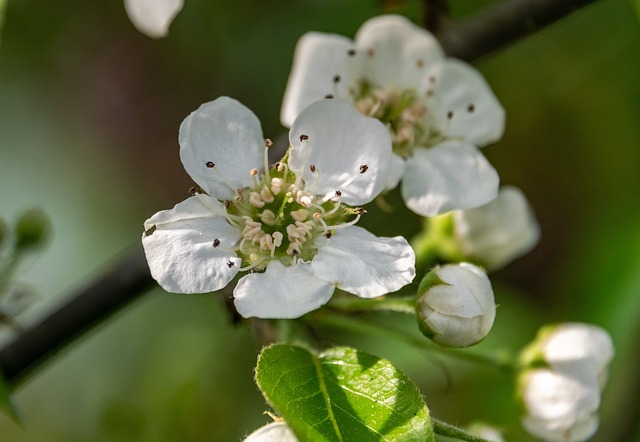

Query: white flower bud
<box><xmin>416</xmin><ymin>262</ymin><xmax>495</xmax><ymax>347</ymax></box>
<box><xmin>124</xmin><ymin>0</ymin><xmax>184</xmax><ymax>39</ymax></box>
<box><xmin>520</xmin><ymin>369</ymin><xmax>600</xmax><ymax>442</ymax></box>
<box><xmin>466</xmin><ymin>422</ymin><xmax>505</xmax><ymax>442</ymax></box>
<box><xmin>521</xmin><ymin>323</ymin><xmax>614</xmax><ymax>389</ymax></box>
<box><xmin>244</xmin><ymin>421</ymin><xmax>298</xmax><ymax>442</ymax></box>
<box><xmin>453</xmin><ymin>185</ymin><xmax>540</xmax><ymax>271</ymax></box>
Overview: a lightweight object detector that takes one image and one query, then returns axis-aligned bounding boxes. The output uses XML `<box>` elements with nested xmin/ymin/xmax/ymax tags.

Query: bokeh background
<box><xmin>0</xmin><ymin>0</ymin><xmax>639</xmax><ymax>440</ymax></box>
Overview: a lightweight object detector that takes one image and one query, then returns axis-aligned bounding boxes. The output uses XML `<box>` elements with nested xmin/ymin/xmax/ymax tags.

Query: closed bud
<box><xmin>244</xmin><ymin>421</ymin><xmax>298</xmax><ymax>442</ymax></box>
<box><xmin>15</xmin><ymin>209</ymin><xmax>51</xmax><ymax>253</ymax></box>
<box><xmin>416</xmin><ymin>262</ymin><xmax>495</xmax><ymax>347</ymax></box>
<box><xmin>453</xmin><ymin>186</ymin><xmax>540</xmax><ymax>271</ymax></box>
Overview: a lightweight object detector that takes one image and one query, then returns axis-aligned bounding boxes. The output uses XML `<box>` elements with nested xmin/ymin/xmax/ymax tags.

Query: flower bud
<box><xmin>466</xmin><ymin>422</ymin><xmax>505</xmax><ymax>442</ymax></box>
<box><xmin>15</xmin><ymin>209</ymin><xmax>50</xmax><ymax>253</ymax></box>
<box><xmin>520</xmin><ymin>323</ymin><xmax>614</xmax><ymax>389</ymax></box>
<box><xmin>453</xmin><ymin>186</ymin><xmax>540</xmax><ymax>271</ymax></box>
<box><xmin>519</xmin><ymin>368</ymin><xmax>600</xmax><ymax>442</ymax></box>
<box><xmin>244</xmin><ymin>421</ymin><xmax>298</xmax><ymax>442</ymax></box>
<box><xmin>416</xmin><ymin>262</ymin><xmax>495</xmax><ymax>347</ymax></box>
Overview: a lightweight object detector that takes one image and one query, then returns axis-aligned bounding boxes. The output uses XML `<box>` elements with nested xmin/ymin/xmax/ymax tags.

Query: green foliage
<box><xmin>255</xmin><ymin>344</ymin><xmax>434</xmax><ymax>442</ymax></box>
<box><xmin>0</xmin><ymin>373</ymin><xmax>18</xmax><ymax>422</ymax></box>
<box><xmin>14</xmin><ymin>209</ymin><xmax>50</xmax><ymax>253</ymax></box>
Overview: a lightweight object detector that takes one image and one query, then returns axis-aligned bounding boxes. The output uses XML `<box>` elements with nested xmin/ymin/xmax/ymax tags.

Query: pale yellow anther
<box><xmin>291</xmin><ymin>209</ymin><xmax>309</xmax><ymax>222</ymax></box>
<box><xmin>259</xmin><ymin>209</ymin><xmax>276</xmax><ymax>226</ymax></box>
<box><xmin>259</xmin><ymin>234</ymin><xmax>274</xmax><ymax>251</ymax></box>
<box><xmin>249</xmin><ymin>192</ymin><xmax>265</xmax><ymax>208</ymax></box>
<box><xmin>286</xmin><ymin>224</ymin><xmax>302</xmax><ymax>240</ymax></box>
<box><xmin>270</xmin><ymin>178</ymin><xmax>284</xmax><ymax>195</ymax></box>
<box><xmin>242</xmin><ymin>219</ymin><xmax>263</xmax><ymax>240</ymax></box>
<box><xmin>286</xmin><ymin>242</ymin><xmax>301</xmax><ymax>256</ymax></box>
<box><xmin>272</xmin><ymin>232</ymin><xmax>283</xmax><ymax>248</ymax></box>
<box><xmin>260</xmin><ymin>186</ymin><xmax>274</xmax><ymax>203</ymax></box>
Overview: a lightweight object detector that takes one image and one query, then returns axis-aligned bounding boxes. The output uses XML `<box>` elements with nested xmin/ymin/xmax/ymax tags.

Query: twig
<box><xmin>0</xmin><ymin>0</ymin><xmax>602</xmax><ymax>386</ymax></box>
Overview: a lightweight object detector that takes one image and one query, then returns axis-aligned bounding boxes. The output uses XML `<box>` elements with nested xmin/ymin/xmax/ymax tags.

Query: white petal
<box><xmin>289</xmin><ymin>99</ymin><xmax>392</xmax><ymax>206</ymax></box>
<box><xmin>142</xmin><ymin>195</ymin><xmax>241</xmax><ymax>294</ymax></box>
<box><xmin>244</xmin><ymin>422</ymin><xmax>298</xmax><ymax>442</ymax></box>
<box><xmin>429</xmin><ymin>59</ymin><xmax>505</xmax><ymax>146</ymax></box>
<box><xmin>428</xmin><ymin>263</ymin><xmax>494</xmax><ymax>319</ymax></box>
<box><xmin>385</xmin><ymin>153</ymin><xmax>406</xmax><ymax>190</ymax></box>
<box><xmin>179</xmin><ymin>97</ymin><xmax>265</xmax><ymax>200</ymax></box>
<box><xmin>281</xmin><ymin>32</ymin><xmax>356</xmax><ymax>127</ymax></box>
<box><xmin>401</xmin><ymin>142</ymin><xmax>499</xmax><ymax>216</ymax></box>
<box><xmin>312</xmin><ymin>225</ymin><xmax>415</xmax><ymax>298</ymax></box>
<box><xmin>453</xmin><ymin>185</ymin><xmax>540</xmax><ymax>271</ymax></box>
<box><xmin>124</xmin><ymin>0</ymin><xmax>183</xmax><ymax>39</ymax></box>
<box><xmin>233</xmin><ymin>261</ymin><xmax>334</xmax><ymax>319</ymax></box>
<box><xmin>354</xmin><ymin>15</ymin><xmax>444</xmax><ymax>91</ymax></box>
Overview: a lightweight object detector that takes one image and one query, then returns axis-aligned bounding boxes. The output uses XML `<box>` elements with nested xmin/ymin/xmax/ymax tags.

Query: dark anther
<box><xmin>275</xmin><ymin>162</ymin><xmax>282</xmax><ymax>171</ymax></box>
<box><xmin>325</xmin><ymin>232</ymin><xmax>333</xmax><ymax>239</ymax></box>
<box><xmin>206</xmin><ymin>161</ymin><xmax>215</xmax><ymax>168</ymax></box>
<box><xmin>359</xmin><ymin>164</ymin><xmax>369</xmax><ymax>174</ymax></box>
<box><xmin>292</xmin><ymin>249</ymin><xmax>299</xmax><ymax>255</ymax></box>
<box><xmin>188</xmin><ymin>185</ymin><xmax>203</xmax><ymax>195</ymax></box>
<box><xmin>299</xmin><ymin>134</ymin><xmax>309</xmax><ymax>142</ymax></box>
<box><xmin>467</xmin><ymin>104</ymin><xmax>475</xmax><ymax>113</ymax></box>
<box><xmin>224</xmin><ymin>200</ymin><xmax>231</xmax><ymax>208</ymax></box>
<box><xmin>347</xmin><ymin>49</ymin><xmax>357</xmax><ymax>56</ymax></box>
<box><xmin>416</xmin><ymin>59</ymin><xmax>424</xmax><ymax>68</ymax></box>
<box><xmin>333</xmin><ymin>75</ymin><xmax>341</xmax><ymax>83</ymax></box>
<box><xmin>213</xmin><ymin>238</ymin><xmax>221</xmax><ymax>247</ymax></box>
<box><xmin>367</xmin><ymin>48</ymin><xmax>375</xmax><ymax>57</ymax></box>
<box><xmin>324</xmin><ymin>94</ymin><xmax>334</xmax><ymax>99</ymax></box>
<box><xmin>227</xmin><ymin>261</ymin><xmax>235</xmax><ymax>268</ymax></box>
<box><xmin>144</xmin><ymin>224</ymin><xmax>157</xmax><ymax>237</ymax></box>
<box><xmin>309</xmin><ymin>164</ymin><xmax>316</xmax><ymax>173</ymax></box>
<box><xmin>355</xmin><ymin>207</ymin><xmax>366</xmax><ymax>215</ymax></box>
<box><xmin>427</xmin><ymin>89</ymin><xmax>434</xmax><ymax>97</ymax></box>
<box><xmin>265</xmin><ymin>138</ymin><xmax>273</xmax><ymax>147</ymax></box>
<box><xmin>447</xmin><ymin>111</ymin><xmax>454</xmax><ymax>119</ymax></box>
<box><xmin>335</xmin><ymin>190</ymin><xmax>342</xmax><ymax>197</ymax></box>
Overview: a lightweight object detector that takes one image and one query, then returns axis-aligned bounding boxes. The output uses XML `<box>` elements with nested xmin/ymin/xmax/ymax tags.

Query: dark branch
<box><xmin>0</xmin><ymin>0</ymin><xmax>602</xmax><ymax>386</ymax></box>
<box><xmin>0</xmin><ymin>245</ymin><xmax>154</xmax><ymax>386</ymax></box>
<box><xmin>439</xmin><ymin>0</ymin><xmax>599</xmax><ymax>61</ymax></box>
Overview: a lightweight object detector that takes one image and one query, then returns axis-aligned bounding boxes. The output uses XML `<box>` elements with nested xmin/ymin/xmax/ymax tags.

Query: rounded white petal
<box><xmin>429</xmin><ymin>59</ymin><xmax>505</xmax><ymax>146</ymax></box>
<box><xmin>311</xmin><ymin>225</ymin><xmax>415</xmax><ymax>298</ymax></box>
<box><xmin>385</xmin><ymin>153</ymin><xmax>406</xmax><ymax>190</ymax></box>
<box><xmin>521</xmin><ymin>369</ymin><xmax>600</xmax><ymax>442</ymax></box>
<box><xmin>543</xmin><ymin>323</ymin><xmax>614</xmax><ymax>387</ymax></box>
<box><xmin>453</xmin><ymin>185</ymin><xmax>540</xmax><ymax>271</ymax></box>
<box><xmin>401</xmin><ymin>142</ymin><xmax>499</xmax><ymax>216</ymax></box>
<box><xmin>417</xmin><ymin>263</ymin><xmax>495</xmax><ymax>347</ymax></box>
<box><xmin>244</xmin><ymin>422</ymin><xmax>298</xmax><ymax>442</ymax></box>
<box><xmin>233</xmin><ymin>260</ymin><xmax>334</xmax><ymax>319</ymax></box>
<box><xmin>289</xmin><ymin>99</ymin><xmax>392</xmax><ymax>206</ymax></box>
<box><xmin>354</xmin><ymin>15</ymin><xmax>444</xmax><ymax>91</ymax></box>
<box><xmin>124</xmin><ymin>0</ymin><xmax>184</xmax><ymax>39</ymax></box>
<box><xmin>142</xmin><ymin>195</ymin><xmax>241</xmax><ymax>294</ymax></box>
<box><xmin>281</xmin><ymin>32</ymin><xmax>356</xmax><ymax>127</ymax></box>
<box><xmin>179</xmin><ymin>97</ymin><xmax>265</xmax><ymax>200</ymax></box>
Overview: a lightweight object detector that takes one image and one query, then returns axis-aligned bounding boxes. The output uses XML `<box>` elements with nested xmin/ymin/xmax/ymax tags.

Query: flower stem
<box><xmin>309</xmin><ymin>312</ymin><xmax>516</xmax><ymax>373</ymax></box>
<box><xmin>432</xmin><ymin>418</ymin><xmax>494</xmax><ymax>442</ymax></box>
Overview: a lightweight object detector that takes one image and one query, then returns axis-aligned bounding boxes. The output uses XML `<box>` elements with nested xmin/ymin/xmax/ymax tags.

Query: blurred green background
<box><xmin>0</xmin><ymin>0</ymin><xmax>639</xmax><ymax>440</ymax></box>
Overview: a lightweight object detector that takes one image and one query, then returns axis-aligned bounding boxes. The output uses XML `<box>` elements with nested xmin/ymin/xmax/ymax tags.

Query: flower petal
<box><xmin>354</xmin><ymin>15</ymin><xmax>444</xmax><ymax>91</ymax></box>
<box><xmin>289</xmin><ymin>99</ymin><xmax>392</xmax><ymax>206</ymax></box>
<box><xmin>385</xmin><ymin>153</ymin><xmax>406</xmax><ymax>190</ymax></box>
<box><xmin>281</xmin><ymin>32</ymin><xmax>355</xmax><ymax>127</ymax></box>
<box><xmin>244</xmin><ymin>422</ymin><xmax>298</xmax><ymax>442</ymax></box>
<box><xmin>401</xmin><ymin>142</ymin><xmax>499</xmax><ymax>216</ymax></box>
<box><xmin>312</xmin><ymin>225</ymin><xmax>415</xmax><ymax>298</ymax></box>
<box><xmin>124</xmin><ymin>0</ymin><xmax>184</xmax><ymax>39</ymax></box>
<box><xmin>142</xmin><ymin>195</ymin><xmax>241</xmax><ymax>294</ymax></box>
<box><xmin>429</xmin><ymin>59</ymin><xmax>505</xmax><ymax>146</ymax></box>
<box><xmin>179</xmin><ymin>97</ymin><xmax>265</xmax><ymax>200</ymax></box>
<box><xmin>233</xmin><ymin>260</ymin><xmax>334</xmax><ymax>319</ymax></box>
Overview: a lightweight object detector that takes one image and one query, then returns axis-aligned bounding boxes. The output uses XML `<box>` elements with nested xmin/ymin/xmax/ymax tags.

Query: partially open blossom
<box><xmin>124</xmin><ymin>0</ymin><xmax>184</xmax><ymax>38</ymax></box>
<box><xmin>453</xmin><ymin>185</ymin><xmax>540</xmax><ymax>271</ymax></box>
<box><xmin>281</xmin><ymin>15</ymin><xmax>504</xmax><ymax>216</ymax></box>
<box><xmin>520</xmin><ymin>369</ymin><xmax>601</xmax><ymax>442</ymax></box>
<box><xmin>244</xmin><ymin>421</ymin><xmax>298</xmax><ymax>442</ymax></box>
<box><xmin>518</xmin><ymin>323</ymin><xmax>614</xmax><ymax>441</ymax></box>
<box><xmin>416</xmin><ymin>262</ymin><xmax>495</xmax><ymax>347</ymax></box>
<box><xmin>142</xmin><ymin>97</ymin><xmax>415</xmax><ymax>319</ymax></box>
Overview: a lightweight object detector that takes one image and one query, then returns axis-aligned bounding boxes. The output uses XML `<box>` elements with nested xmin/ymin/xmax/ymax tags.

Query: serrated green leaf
<box><xmin>255</xmin><ymin>344</ymin><xmax>434</xmax><ymax>442</ymax></box>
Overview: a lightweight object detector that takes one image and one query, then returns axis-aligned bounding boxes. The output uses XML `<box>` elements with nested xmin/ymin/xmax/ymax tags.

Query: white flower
<box><xmin>281</xmin><ymin>15</ymin><xmax>504</xmax><ymax>216</ymax></box>
<box><xmin>520</xmin><ymin>369</ymin><xmax>601</xmax><ymax>442</ymax></box>
<box><xmin>244</xmin><ymin>422</ymin><xmax>298</xmax><ymax>442</ymax></box>
<box><xmin>453</xmin><ymin>185</ymin><xmax>540</xmax><ymax>270</ymax></box>
<box><xmin>142</xmin><ymin>96</ymin><xmax>416</xmax><ymax>319</ymax></box>
<box><xmin>416</xmin><ymin>262</ymin><xmax>495</xmax><ymax>347</ymax></box>
<box><xmin>466</xmin><ymin>423</ymin><xmax>505</xmax><ymax>442</ymax></box>
<box><xmin>124</xmin><ymin>0</ymin><xmax>184</xmax><ymax>38</ymax></box>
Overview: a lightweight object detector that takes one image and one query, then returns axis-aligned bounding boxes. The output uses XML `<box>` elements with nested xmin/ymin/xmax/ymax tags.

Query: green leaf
<box><xmin>0</xmin><ymin>372</ymin><xmax>19</xmax><ymax>422</ymax></box>
<box><xmin>255</xmin><ymin>344</ymin><xmax>434</xmax><ymax>442</ymax></box>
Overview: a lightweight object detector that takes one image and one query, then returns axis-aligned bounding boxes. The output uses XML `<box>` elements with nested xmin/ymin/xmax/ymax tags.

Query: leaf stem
<box><xmin>432</xmin><ymin>418</ymin><xmax>494</xmax><ymax>442</ymax></box>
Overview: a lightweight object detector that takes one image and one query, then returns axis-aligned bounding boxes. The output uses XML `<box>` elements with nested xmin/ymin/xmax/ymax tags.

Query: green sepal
<box><xmin>255</xmin><ymin>344</ymin><xmax>434</xmax><ymax>442</ymax></box>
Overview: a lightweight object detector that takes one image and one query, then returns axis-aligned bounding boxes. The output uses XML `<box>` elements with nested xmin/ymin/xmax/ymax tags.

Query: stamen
<box><xmin>299</xmin><ymin>134</ymin><xmax>309</xmax><ymax>142</ymax></box>
<box><xmin>259</xmin><ymin>209</ymin><xmax>276</xmax><ymax>226</ymax></box>
<box><xmin>206</xmin><ymin>161</ymin><xmax>215</xmax><ymax>168</ymax></box>
<box><xmin>260</xmin><ymin>186</ymin><xmax>274</xmax><ymax>203</ymax></box>
<box><xmin>323</xmin><ymin>213</ymin><xmax>361</xmax><ymax>230</ymax></box>
<box><xmin>249</xmin><ymin>192</ymin><xmax>265</xmax><ymax>208</ymax></box>
<box><xmin>250</xmin><ymin>168</ymin><xmax>260</xmax><ymax>188</ymax></box>
<box><xmin>213</xmin><ymin>238</ymin><xmax>220</xmax><ymax>247</ymax></box>
<box><xmin>467</xmin><ymin>103</ymin><xmax>475</xmax><ymax>113</ymax></box>
<box><xmin>291</xmin><ymin>209</ymin><xmax>310</xmax><ymax>222</ymax></box>
<box><xmin>263</xmin><ymin>140</ymin><xmax>272</xmax><ymax>182</ymax></box>
<box><xmin>309</xmin><ymin>164</ymin><xmax>316</xmax><ymax>173</ymax></box>
<box><xmin>270</xmin><ymin>177</ymin><xmax>284</xmax><ymax>195</ymax></box>
<box><xmin>347</xmin><ymin>49</ymin><xmax>356</xmax><ymax>57</ymax></box>
<box><xmin>239</xmin><ymin>259</ymin><xmax>267</xmax><ymax>272</ymax></box>
<box><xmin>359</xmin><ymin>164</ymin><xmax>368</xmax><ymax>174</ymax></box>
